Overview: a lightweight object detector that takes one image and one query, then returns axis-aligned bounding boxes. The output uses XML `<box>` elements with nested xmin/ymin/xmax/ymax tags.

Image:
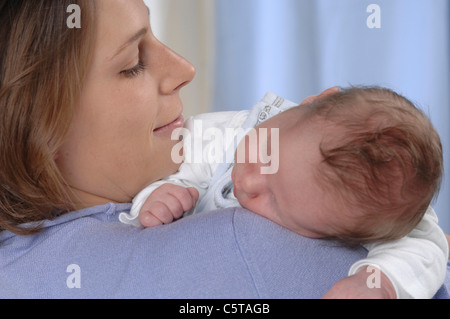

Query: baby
<box><xmin>120</xmin><ymin>86</ymin><xmax>448</xmax><ymax>298</ymax></box>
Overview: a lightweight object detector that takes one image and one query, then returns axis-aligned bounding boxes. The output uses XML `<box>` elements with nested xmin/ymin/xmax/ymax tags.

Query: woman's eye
<box><xmin>120</xmin><ymin>60</ymin><xmax>146</xmax><ymax>78</ymax></box>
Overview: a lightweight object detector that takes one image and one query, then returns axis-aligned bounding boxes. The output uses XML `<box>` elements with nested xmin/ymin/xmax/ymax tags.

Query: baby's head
<box><xmin>232</xmin><ymin>87</ymin><xmax>443</xmax><ymax>245</ymax></box>
<box><xmin>309</xmin><ymin>87</ymin><xmax>443</xmax><ymax>244</ymax></box>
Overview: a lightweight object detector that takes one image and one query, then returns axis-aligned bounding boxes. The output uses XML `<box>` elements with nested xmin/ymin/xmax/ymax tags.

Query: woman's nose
<box><xmin>155</xmin><ymin>41</ymin><xmax>196</xmax><ymax>95</ymax></box>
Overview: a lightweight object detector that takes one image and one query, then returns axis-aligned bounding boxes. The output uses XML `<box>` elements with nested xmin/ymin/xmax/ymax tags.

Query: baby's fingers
<box><xmin>139</xmin><ymin>210</ymin><xmax>164</xmax><ymax>228</ymax></box>
<box><xmin>165</xmin><ymin>186</ymin><xmax>199</xmax><ymax>213</ymax></box>
<box><xmin>183</xmin><ymin>187</ymin><xmax>199</xmax><ymax>210</ymax></box>
<box><xmin>139</xmin><ymin>201</ymin><xmax>173</xmax><ymax>228</ymax></box>
<box><xmin>138</xmin><ymin>185</ymin><xmax>200</xmax><ymax>228</ymax></box>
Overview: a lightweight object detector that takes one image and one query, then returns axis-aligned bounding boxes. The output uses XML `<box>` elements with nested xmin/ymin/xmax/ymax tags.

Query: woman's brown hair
<box><xmin>0</xmin><ymin>0</ymin><xmax>96</xmax><ymax>235</ymax></box>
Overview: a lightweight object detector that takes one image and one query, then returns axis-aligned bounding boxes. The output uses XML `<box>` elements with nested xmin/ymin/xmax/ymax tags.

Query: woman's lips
<box><xmin>153</xmin><ymin>115</ymin><xmax>185</xmax><ymax>135</ymax></box>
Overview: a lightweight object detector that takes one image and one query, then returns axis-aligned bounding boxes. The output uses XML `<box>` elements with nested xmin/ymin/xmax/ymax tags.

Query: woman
<box><xmin>1</xmin><ymin>0</ymin><xmax>195</xmax><ymax>230</ymax></box>
<box><xmin>0</xmin><ymin>0</ymin><xmax>447</xmax><ymax>299</ymax></box>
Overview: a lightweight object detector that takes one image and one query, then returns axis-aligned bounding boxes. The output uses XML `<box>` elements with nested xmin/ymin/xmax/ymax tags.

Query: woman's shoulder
<box><xmin>0</xmin><ymin>205</ymin><xmax>259</xmax><ymax>298</ymax></box>
<box><xmin>0</xmin><ymin>203</ymin><xmax>131</xmax><ymax>243</ymax></box>
<box><xmin>0</xmin><ymin>204</ymin><xmax>369</xmax><ymax>299</ymax></box>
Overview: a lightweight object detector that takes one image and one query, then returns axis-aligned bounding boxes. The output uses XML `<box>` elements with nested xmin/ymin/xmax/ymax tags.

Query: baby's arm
<box><xmin>120</xmin><ymin>161</ymin><xmax>212</xmax><ymax>227</ymax></box>
<box><xmin>347</xmin><ymin>207</ymin><xmax>449</xmax><ymax>299</ymax></box>
<box><xmin>322</xmin><ymin>266</ymin><xmax>396</xmax><ymax>299</ymax></box>
<box><xmin>124</xmin><ymin>162</ymin><xmax>211</xmax><ymax>228</ymax></box>
<box><xmin>121</xmin><ymin>113</ymin><xmax>225</xmax><ymax>227</ymax></box>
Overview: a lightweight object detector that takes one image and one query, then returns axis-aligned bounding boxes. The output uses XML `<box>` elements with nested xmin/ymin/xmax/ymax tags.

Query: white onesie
<box><xmin>120</xmin><ymin>92</ymin><xmax>449</xmax><ymax>299</ymax></box>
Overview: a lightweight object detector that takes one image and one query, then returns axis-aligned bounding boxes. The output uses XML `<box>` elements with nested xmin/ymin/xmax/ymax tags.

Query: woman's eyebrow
<box><xmin>110</xmin><ymin>27</ymin><xmax>148</xmax><ymax>61</ymax></box>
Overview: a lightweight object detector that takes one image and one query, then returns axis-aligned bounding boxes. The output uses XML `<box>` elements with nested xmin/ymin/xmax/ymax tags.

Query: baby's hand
<box><xmin>322</xmin><ymin>266</ymin><xmax>397</xmax><ymax>299</ymax></box>
<box><xmin>138</xmin><ymin>184</ymin><xmax>199</xmax><ymax>228</ymax></box>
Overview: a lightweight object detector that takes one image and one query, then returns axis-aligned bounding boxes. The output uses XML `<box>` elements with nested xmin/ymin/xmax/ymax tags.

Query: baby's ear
<box><xmin>321</xmin><ymin>87</ymin><xmax>341</xmax><ymax>96</ymax></box>
<box><xmin>300</xmin><ymin>87</ymin><xmax>339</xmax><ymax>106</ymax></box>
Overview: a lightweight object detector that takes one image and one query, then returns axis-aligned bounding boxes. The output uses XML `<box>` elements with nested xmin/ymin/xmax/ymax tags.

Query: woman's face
<box><xmin>57</xmin><ymin>0</ymin><xmax>196</xmax><ymax>207</ymax></box>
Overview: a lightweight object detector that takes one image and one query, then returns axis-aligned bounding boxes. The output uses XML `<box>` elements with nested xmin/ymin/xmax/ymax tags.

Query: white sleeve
<box><xmin>119</xmin><ymin>163</ymin><xmax>214</xmax><ymax>228</ymax></box>
<box><xmin>119</xmin><ymin>111</ymin><xmax>246</xmax><ymax>227</ymax></box>
<box><xmin>348</xmin><ymin>206</ymin><xmax>449</xmax><ymax>299</ymax></box>
<box><xmin>119</xmin><ymin>179</ymin><xmax>177</xmax><ymax>227</ymax></box>
<box><xmin>119</xmin><ymin>162</ymin><xmax>212</xmax><ymax>227</ymax></box>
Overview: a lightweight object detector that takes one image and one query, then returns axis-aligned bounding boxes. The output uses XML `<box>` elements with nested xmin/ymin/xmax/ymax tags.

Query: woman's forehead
<box><xmin>95</xmin><ymin>0</ymin><xmax>150</xmax><ymax>55</ymax></box>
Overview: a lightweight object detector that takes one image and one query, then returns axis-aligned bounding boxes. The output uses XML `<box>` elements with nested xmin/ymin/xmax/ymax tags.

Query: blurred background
<box><xmin>144</xmin><ymin>0</ymin><xmax>450</xmax><ymax>233</ymax></box>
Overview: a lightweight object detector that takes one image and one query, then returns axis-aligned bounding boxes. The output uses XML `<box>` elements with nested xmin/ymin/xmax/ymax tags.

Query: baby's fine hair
<box><xmin>307</xmin><ymin>86</ymin><xmax>443</xmax><ymax>245</ymax></box>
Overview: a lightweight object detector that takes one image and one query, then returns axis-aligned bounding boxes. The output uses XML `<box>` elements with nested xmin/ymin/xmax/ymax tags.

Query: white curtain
<box><xmin>144</xmin><ymin>0</ymin><xmax>215</xmax><ymax>118</ymax></box>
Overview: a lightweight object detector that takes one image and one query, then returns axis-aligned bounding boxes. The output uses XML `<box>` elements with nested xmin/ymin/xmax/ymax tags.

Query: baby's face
<box><xmin>232</xmin><ymin>106</ymin><xmax>348</xmax><ymax>239</ymax></box>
